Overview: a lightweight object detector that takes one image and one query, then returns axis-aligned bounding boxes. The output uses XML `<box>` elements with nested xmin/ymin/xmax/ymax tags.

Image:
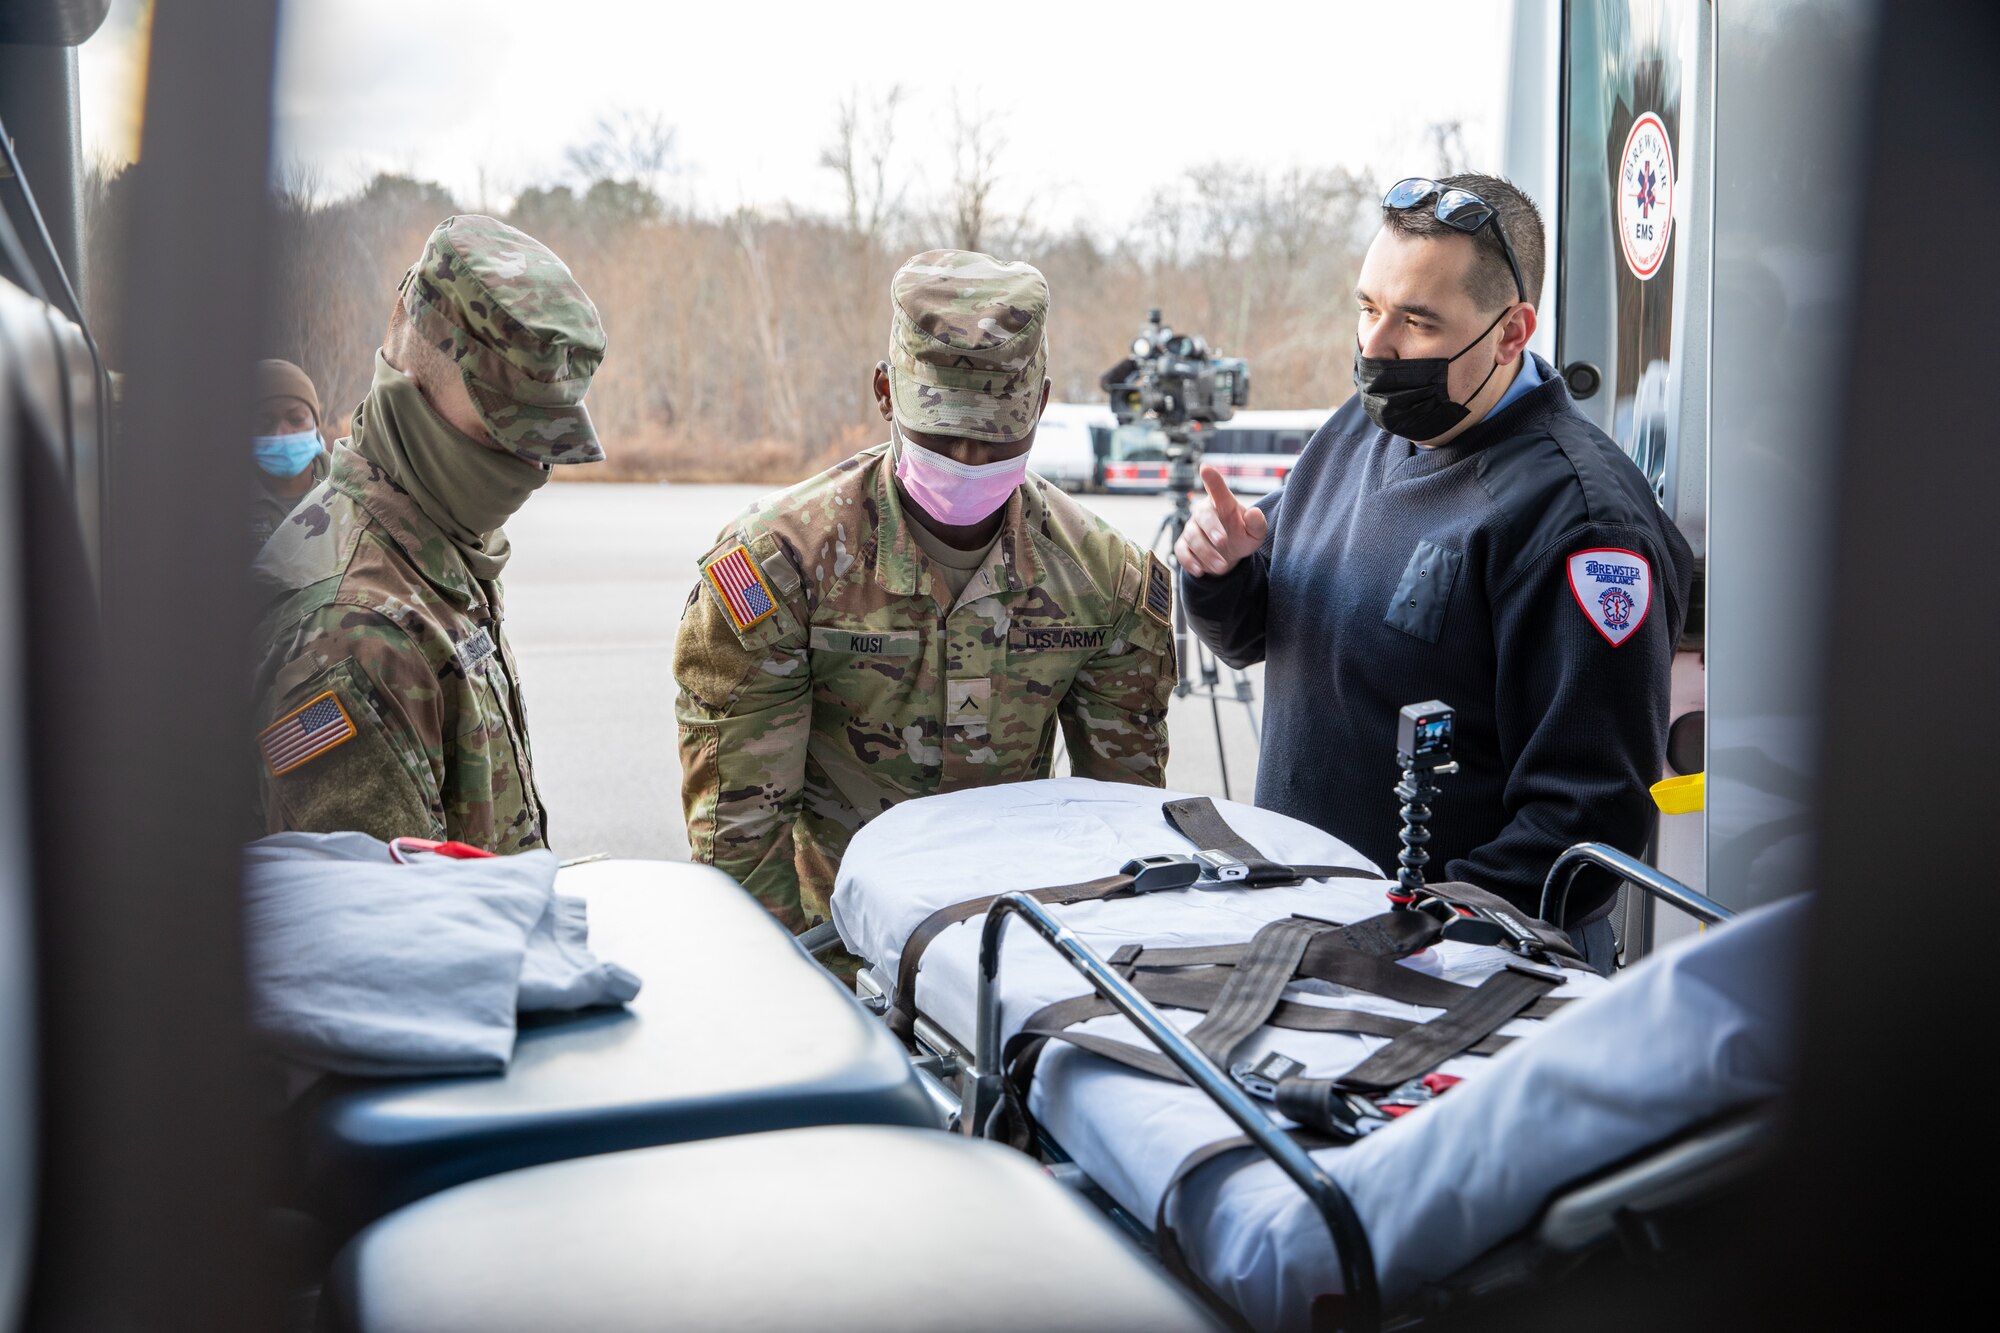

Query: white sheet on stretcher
<box><xmin>832</xmin><ymin>778</ymin><xmax>1799</xmax><ymax>1330</ymax></box>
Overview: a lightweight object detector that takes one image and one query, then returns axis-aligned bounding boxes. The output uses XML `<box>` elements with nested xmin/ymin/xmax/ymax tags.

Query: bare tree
<box><xmin>940</xmin><ymin>98</ymin><xmax>1028</xmax><ymax>254</ymax></box>
<box><xmin>733</xmin><ymin>213</ymin><xmax>807</xmax><ymax>448</ymax></box>
<box><xmin>1426</xmin><ymin>120</ymin><xmax>1470</xmax><ymax>175</ymax></box>
<box><xmin>819</xmin><ymin>85</ymin><xmax>907</xmax><ymax>246</ymax></box>
<box><xmin>565</xmin><ymin>108</ymin><xmax>680</xmax><ymax>201</ymax></box>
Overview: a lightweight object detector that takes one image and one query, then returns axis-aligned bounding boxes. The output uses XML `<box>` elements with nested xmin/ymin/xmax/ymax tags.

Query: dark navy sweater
<box><xmin>1181</xmin><ymin>356</ymin><xmax>1693</xmax><ymax>919</ymax></box>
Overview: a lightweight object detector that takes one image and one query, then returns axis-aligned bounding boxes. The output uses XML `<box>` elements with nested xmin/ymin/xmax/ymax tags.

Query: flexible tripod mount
<box><xmin>1388</xmin><ymin>701</ymin><xmax>1457</xmax><ymax>910</ymax></box>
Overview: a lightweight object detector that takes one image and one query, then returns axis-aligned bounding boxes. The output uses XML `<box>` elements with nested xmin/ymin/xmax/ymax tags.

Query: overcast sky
<box><xmin>84</xmin><ymin>0</ymin><xmax>1515</xmax><ymax>231</ymax></box>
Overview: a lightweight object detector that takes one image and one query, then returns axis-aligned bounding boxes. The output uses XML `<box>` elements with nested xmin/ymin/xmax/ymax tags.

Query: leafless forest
<box><xmin>86</xmin><ymin>104</ymin><xmax>1468</xmax><ymax>482</ymax></box>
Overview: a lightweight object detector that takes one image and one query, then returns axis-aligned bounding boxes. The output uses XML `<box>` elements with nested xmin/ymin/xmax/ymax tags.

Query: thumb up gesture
<box><xmin>1174</xmin><ymin>465</ymin><xmax>1269</xmax><ymax>577</ymax></box>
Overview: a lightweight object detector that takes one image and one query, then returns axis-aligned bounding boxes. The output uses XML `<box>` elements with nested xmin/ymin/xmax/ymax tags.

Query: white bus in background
<box><xmin>1026</xmin><ymin>402</ymin><xmax>1117</xmax><ymax>492</ymax></box>
<box><xmin>1099</xmin><ymin>408</ymin><xmax>1329</xmax><ymax>495</ymax></box>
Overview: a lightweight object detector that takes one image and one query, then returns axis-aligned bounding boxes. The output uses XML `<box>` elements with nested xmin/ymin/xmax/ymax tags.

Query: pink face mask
<box><xmin>892</xmin><ymin>425</ymin><xmax>1030</xmax><ymax>526</ymax></box>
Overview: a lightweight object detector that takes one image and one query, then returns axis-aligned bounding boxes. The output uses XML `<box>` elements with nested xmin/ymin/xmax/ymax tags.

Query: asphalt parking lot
<box><xmin>502</xmin><ymin>482</ymin><xmax>1265</xmax><ymax>860</ymax></box>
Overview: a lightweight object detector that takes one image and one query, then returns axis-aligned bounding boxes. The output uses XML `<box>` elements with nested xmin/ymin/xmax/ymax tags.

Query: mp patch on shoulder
<box><xmin>1566</xmin><ymin>548</ymin><xmax>1653</xmax><ymax>646</ymax></box>
<box><xmin>703</xmin><ymin>543</ymin><xmax>778</xmax><ymax>632</ymax></box>
<box><xmin>258</xmin><ymin>689</ymin><xmax>357</xmax><ymax>776</ymax></box>
<box><xmin>1143</xmin><ymin>552</ymin><xmax>1174</xmax><ymax>628</ymax></box>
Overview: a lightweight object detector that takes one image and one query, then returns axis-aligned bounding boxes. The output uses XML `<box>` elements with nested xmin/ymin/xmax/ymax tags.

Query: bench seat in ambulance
<box><xmin>322</xmin><ymin>1123</ymin><xmax>1223</xmax><ymax>1333</ymax></box>
<box><xmin>292</xmin><ymin>860</ymin><xmax>935</xmax><ymax>1235</ymax></box>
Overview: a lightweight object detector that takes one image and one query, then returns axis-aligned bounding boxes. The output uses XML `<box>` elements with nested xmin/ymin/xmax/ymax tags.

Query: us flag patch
<box><xmin>259</xmin><ymin>690</ymin><xmax>357</xmax><ymax>776</ymax></box>
<box><xmin>704</xmin><ymin>543</ymin><xmax>778</xmax><ymax>631</ymax></box>
<box><xmin>1143</xmin><ymin>552</ymin><xmax>1173</xmax><ymax>627</ymax></box>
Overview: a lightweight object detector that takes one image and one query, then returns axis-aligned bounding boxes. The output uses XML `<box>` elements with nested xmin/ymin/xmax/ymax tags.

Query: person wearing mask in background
<box><xmin>1175</xmin><ymin>174</ymin><xmax>1692</xmax><ymax>973</ymax></box>
<box><xmin>252</xmin><ymin>215</ymin><xmax>607</xmax><ymax>852</ymax></box>
<box><xmin>673</xmin><ymin>249</ymin><xmax>1175</xmax><ymax>936</ymax></box>
<box><xmin>250</xmin><ymin>358</ymin><xmax>328</xmax><ymax>552</ymax></box>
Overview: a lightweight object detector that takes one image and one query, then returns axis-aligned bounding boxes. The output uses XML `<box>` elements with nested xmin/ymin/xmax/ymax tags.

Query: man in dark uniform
<box><xmin>1176</xmin><ymin>173</ymin><xmax>1692</xmax><ymax>972</ymax></box>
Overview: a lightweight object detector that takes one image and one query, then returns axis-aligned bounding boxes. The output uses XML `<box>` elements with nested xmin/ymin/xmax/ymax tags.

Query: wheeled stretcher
<box><xmin>832</xmin><ymin>778</ymin><xmax>1796</xmax><ymax>1331</ymax></box>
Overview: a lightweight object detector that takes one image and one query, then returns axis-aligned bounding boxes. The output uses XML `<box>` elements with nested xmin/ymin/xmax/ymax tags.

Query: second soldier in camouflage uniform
<box><xmin>252</xmin><ymin>215</ymin><xmax>607</xmax><ymax>852</ymax></box>
<box><xmin>675</xmin><ymin>249</ymin><xmax>1176</xmax><ymax>931</ymax></box>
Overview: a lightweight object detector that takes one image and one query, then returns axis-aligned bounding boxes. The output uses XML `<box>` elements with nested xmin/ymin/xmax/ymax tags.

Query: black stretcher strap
<box><xmin>1186</xmin><ymin>917</ymin><xmax>1328</xmax><ymax>1064</ymax></box>
<box><xmin>1019</xmin><ymin>979</ymin><xmax>1520</xmax><ymax>1056</ymax></box>
<box><xmin>1106</xmin><ymin>909</ymin><xmax>1447</xmax><ymax>978</ymax></box>
<box><xmin>1011</xmin><ymin>1012</ymin><xmax>1515</xmax><ymax>1087</ymax></box>
<box><xmin>1418</xmin><ymin>879</ymin><xmax>1589</xmax><ymax>967</ymax></box>
<box><xmin>1162</xmin><ymin>796</ymin><xmax>1378</xmax><ymax>886</ymax></box>
<box><xmin>888</xmin><ymin>872</ymin><xmax>1134</xmax><ymax>1037</ymax></box>
<box><xmin>887</xmin><ymin>799</ymin><xmax>1384</xmax><ymax>1038</ymax></box>
<box><xmin>1272</xmin><ymin>965</ymin><xmax>1558</xmax><ymax>1138</ymax></box>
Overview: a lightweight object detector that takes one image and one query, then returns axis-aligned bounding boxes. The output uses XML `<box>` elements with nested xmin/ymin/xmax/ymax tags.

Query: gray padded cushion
<box><xmin>298</xmin><ymin>861</ymin><xmax>934</xmax><ymax>1232</ymax></box>
<box><xmin>326</xmin><ymin>1125</ymin><xmax>1222</xmax><ymax>1333</ymax></box>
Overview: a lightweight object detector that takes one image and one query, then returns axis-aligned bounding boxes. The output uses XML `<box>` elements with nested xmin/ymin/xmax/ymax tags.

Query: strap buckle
<box><xmin>1194</xmin><ymin>848</ymin><xmax>1250</xmax><ymax>882</ymax></box>
<box><xmin>1425</xmin><ymin>895</ymin><xmax>1555</xmax><ymax>962</ymax></box>
<box><xmin>1230</xmin><ymin>1051</ymin><xmax>1305</xmax><ymax>1101</ymax></box>
<box><xmin>1375</xmin><ymin>1072</ymin><xmax>1463</xmax><ymax>1115</ymax></box>
<box><xmin>1118</xmin><ymin>853</ymin><xmax>1202</xmax><ymax>894</ymax></box>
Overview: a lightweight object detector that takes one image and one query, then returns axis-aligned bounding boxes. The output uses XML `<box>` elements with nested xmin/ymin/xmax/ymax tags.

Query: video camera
<box><xmin>1100</xmin><ymin>308</ymin><xmax>1251</xmax><ymax>433</ymax></box>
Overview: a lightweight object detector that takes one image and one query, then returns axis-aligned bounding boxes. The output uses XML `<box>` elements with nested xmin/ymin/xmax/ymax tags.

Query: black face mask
<box><xmin>1352</xmin><ymin>305</ymin><xmax>1511</xmax><ymax>443</ymax></box>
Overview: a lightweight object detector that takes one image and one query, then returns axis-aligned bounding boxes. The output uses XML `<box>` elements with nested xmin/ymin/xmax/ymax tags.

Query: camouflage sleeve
<box><xmin>673</xmin><ymin>532</ymin><xmax>814</xmax><ymax>930</ymax></box>
<box><xmin>254</xmin><ymin>607</ymin><xmax>447</xmax><ymax>841</ymax></box>
<box><xmin>1060</xmin><ymin>551</ymin><xmax>1175</xmax><ymax>786</ymax></box>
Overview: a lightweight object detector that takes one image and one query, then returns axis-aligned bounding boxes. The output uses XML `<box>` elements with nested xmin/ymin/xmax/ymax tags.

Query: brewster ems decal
<box><xmin>1567</xmin><ymin>548</ymin><xmax>1654</xmax><ymax>646</ymax></box>
<box><xmin>1618</xmin><ymin>111</ymin><xmax>1676</xmax><ymax>281</ymax></box>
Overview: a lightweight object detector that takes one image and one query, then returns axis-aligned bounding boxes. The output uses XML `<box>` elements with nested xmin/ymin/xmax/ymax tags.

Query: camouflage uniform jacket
<box><xmin>675</xmin><ymin>442</ymin><xmax>1176</xmax><ymax>929</ymax></box>
<box><xmin>252</xmin><ymin>444</ymin><xmax>549</xmax><ymax>852</ymax></box>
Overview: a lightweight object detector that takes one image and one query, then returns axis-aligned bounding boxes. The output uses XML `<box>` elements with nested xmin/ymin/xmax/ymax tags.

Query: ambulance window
<box><xmin>1558</xmin><ymin>0</ymin><xmax>1693</xmax><ymax>503</ymax></box>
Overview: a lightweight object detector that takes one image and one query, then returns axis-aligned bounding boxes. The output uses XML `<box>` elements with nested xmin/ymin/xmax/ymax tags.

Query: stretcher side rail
<box><xmin>970</xmin><ymin>891</ymin><xmax>1383</xmax><ymax>1333</ymax></box>
<box><xmin>1540</xmin><ymin>841</ymin><xmax>1734</xmax><ymax>931</ymax></box>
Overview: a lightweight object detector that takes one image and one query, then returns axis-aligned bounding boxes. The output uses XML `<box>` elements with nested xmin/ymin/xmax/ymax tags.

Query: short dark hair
<box><xmin>1381</xmin><ymin>172</ymin><xmax>1547</xmax><ymax>314</ymax></box>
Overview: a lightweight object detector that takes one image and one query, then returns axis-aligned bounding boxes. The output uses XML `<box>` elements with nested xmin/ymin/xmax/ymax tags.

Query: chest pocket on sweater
<box><xmin>1384</xmin><ymin>540</ymin><xmax>1463</xmax><ymax>643</ymax></box>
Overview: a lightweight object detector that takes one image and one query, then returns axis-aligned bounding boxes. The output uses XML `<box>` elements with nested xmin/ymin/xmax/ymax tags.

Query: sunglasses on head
<box><xmin>1383</xmin><ymin>177</ymin><xmax>1529</xmax><ymax>305</ymax></box>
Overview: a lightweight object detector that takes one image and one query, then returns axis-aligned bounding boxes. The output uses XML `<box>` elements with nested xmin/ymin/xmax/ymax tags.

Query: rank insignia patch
<box><xmin>1143</xmin><ymin>552</ymin><xmax>1174</xmax><ymax>628</ymax></box>
<box><xmin>259</xmin><ymin>689</ymin><xmax>357</xmax><ymax>776</ymax></box>
<box><xmin>704</xmin><ymin>543</ymin><xmax>778</xmax><ymax>632</ymax></box>
<box><xmin>1566</xmin><ymin>547</ymin><xmax>1653</xmax><ymax>646</ymax></box>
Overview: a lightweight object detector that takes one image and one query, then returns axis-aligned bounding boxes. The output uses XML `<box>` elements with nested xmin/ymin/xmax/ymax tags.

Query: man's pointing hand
<box><xmin>1174</xmin><ymin>465</ymin><xmax>1269</xmax><ymax>577</ymax></box>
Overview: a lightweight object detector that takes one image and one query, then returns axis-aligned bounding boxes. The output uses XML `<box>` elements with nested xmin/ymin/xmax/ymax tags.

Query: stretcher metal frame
<box><xmin>1540</xmin><ymin>842</ymin><xmax>1734</xmax><ymax>930</ymax></box>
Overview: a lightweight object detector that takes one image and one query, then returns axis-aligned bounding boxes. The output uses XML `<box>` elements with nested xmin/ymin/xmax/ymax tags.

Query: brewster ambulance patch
<box><xmin>1143</xmin><ymin>552</ymin><xmax>1174</xmax><ymax>628</ymax></box>
<box><xmin>259</xmin><ymin>689</ymin><xmax>357</xmax><ymax>776</ymax></box>
<box><xmin>1566</xmin><ymin>548</ymin><xmax>1653</xmax><ymax>646</ymax></box>
<box><xmin>704</xmin><ymin>543</ymin><xmax>778</xmax><ymax>632</ymax></box>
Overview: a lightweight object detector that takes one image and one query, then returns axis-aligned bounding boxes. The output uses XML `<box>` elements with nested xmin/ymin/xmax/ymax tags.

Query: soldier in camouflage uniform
<box><xmin>252</xmin><ymin>215</ymin><xmax>606</xmax><ymax>852</ymax></box>
<box><xmin>250</xmin><ymin>359</ymin><xmax>330</xmax><ymax>553</ymax></box>
<box><xmin>675</xmin><ymin>249</ymin><xmax>1176</xmax><ymax>932</ymax></box>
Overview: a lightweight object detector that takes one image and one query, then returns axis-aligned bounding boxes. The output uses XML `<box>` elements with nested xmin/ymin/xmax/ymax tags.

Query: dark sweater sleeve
<box><xmin>1445</xmin><ymin>520</ymin><xmax>1676</xmax><ymax>918</ymax></box>
<box><xmin>1179</xmin><ymin>490</ymin><xmax>1283</xmax><ymax>670</ymax></box>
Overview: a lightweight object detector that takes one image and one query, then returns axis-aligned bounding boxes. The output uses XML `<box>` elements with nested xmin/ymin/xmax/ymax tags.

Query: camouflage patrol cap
<box><xmin>400</xmin><ymin>215</ymin><xmax>607</xmax><ymax>465</ymax></box>
<box><xmin>887</xmin><ymin>249</ymin><xmax>1049</xmax><ymax>444</ymax></box>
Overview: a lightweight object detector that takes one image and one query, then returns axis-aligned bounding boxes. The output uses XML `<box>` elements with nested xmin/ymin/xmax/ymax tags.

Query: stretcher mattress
<box><xmin>832</xmin><ymin>779</ymin><xmax>1798</xmax><ymax>1330</ymax></box>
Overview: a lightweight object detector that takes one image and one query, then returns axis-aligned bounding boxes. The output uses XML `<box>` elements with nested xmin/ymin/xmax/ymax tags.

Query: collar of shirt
<box><xmin>869</xmin><ymin>441</ymin><xmax>1046</xmax><ymax>598</ymax></box>
<box><xmin>1487</xmin><ymin>348</ymin><xmax>1544</xmax><ymax>418</ymax></box>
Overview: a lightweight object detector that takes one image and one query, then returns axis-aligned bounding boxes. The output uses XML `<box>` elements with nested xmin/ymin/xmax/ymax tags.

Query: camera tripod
<box><xmin>1150</xmin><ymin>432</ymin><xmax>1262</xmax><ymax>800</ymax></box>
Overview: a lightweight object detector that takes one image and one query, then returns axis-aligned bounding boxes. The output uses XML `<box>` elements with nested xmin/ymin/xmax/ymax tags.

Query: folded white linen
<box><xmin>243</xmin><ymin>832</ymin><xmax>639</xmax><ymax>1078</ymax></box>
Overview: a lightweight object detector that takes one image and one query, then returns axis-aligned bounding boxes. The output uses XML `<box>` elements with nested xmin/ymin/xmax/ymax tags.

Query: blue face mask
<box><xmin>253</xmin><ymin>428</ymin><xmax>323</xmax><ymax>478</ymax></box>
